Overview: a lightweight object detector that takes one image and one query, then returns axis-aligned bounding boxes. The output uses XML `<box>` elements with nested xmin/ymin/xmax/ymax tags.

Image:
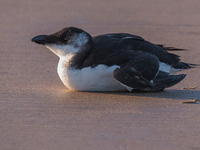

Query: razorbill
<box><xmin>31</xmin><ymin>27</ymin><xmax>194</xmax><ymax>92</ymax></box>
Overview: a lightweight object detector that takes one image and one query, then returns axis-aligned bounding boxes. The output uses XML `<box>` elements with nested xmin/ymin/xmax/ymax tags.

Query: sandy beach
<box><xmin>1</xmin><ymin>0</ymin><xmax>200</xmax><ymax>149</ymax></box>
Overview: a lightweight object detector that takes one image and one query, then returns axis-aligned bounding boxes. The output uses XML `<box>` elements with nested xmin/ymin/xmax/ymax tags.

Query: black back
<box><xmin>77</xmin><ymin>33</ymin><xmax>180</xmax><ymax>69</ymax></box>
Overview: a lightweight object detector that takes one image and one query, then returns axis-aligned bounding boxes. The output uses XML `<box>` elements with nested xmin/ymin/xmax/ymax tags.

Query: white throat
<box><xmin>46</xmin><ymin>44</ymin><xmax>79</xmax><ymax>57</ymax></box>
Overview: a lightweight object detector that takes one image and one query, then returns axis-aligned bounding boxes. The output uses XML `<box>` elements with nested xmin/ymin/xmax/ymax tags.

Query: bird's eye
<box><xmin>64</xmin><ymin>37</ymin><xmax>69</xmax><ymax>41</ymax></box>
<box><xmin>64</xmin><ymin>33</ymin><xmax>72</xmax><ymax>41</ymax></box>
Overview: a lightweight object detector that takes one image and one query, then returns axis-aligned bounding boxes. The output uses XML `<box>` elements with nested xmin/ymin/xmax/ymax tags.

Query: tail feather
<box><xmin>158</xmin><ymin>45</ymin><xmax>199</xmax><ymax>69</ymax></box>
<box><xmin>157</xmin><ymin>45</ymin><xmax>187</xmax><ymax>51</ymax></box>
<box><xmin>172</xmin><ymin>62</ymin><xmax>199</xmax><ymax>69</ymax></box>
<box><xmin>153</xmin><ymin>73</ymin><xmax>186</xmax><ymax>89</ymax></box>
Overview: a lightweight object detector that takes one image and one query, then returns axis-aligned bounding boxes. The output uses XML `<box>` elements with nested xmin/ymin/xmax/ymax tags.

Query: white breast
<box><xmin>57</xmin><ymin>56</ymin><xmax>127</xmax><ymax>91</ymax></box>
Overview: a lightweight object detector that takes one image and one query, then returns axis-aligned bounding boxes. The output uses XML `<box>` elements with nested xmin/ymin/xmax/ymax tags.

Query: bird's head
<box><xmin>31</xmin><ymin>27</ymin><xmax>93</xmax><ymax>57</ymax></box>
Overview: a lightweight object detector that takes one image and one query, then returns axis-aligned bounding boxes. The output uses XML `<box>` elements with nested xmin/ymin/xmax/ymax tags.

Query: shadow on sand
<box><xmin>89</xmin><ymin>89</ymin><xmax>200</xmax><ymax>100</ymax></box>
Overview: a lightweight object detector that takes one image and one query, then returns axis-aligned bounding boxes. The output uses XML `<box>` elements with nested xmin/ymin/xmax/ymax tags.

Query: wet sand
<box><xmin>1</xmin><ymin>0</ymin><xmax>200</xmax><ymax>149</ymax></box>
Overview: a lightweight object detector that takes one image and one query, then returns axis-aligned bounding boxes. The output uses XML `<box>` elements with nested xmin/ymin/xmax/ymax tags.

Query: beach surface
<box><xmin>1</xmin><ymin>0</ymin><xmax>200</xmax><ymax>149</ymax></box>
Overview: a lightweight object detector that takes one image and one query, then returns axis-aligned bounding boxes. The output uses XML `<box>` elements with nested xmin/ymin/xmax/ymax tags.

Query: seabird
<box><xmin>31</xmin><ymin>27</ymin><xmax>194</xmax><ymax>92</ymax></box>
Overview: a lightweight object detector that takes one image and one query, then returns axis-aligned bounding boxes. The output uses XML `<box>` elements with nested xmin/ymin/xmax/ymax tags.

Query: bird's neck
<box><xmin>68</xmin><ymin>41</ymin><xmax>94</xmax><ymax>69</ymax></box>
<box><xmin>45</xmin><ymin>44</ymin><xmax>80</xmax><ymax>57</ymax></box>
<box><xmin>68</xmin><ymin>48</ymin><xmax>92</xmax><ymax>69</ymax></box>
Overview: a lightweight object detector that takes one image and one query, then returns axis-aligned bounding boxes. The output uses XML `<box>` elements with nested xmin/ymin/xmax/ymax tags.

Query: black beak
<box><xmin>31</xmin><ymin>35</ymin><xmax>49</xmax><ymax>45</ymax></box>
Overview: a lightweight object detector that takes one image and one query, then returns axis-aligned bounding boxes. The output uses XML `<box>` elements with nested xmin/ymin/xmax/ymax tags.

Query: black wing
<box><xmin>82</xmin><ymin>33</ymin><xmax>192</xmax><ymax>69</ymax></box>
<box><xmin>113</xmin><ymin>52</ymin><xmax>162</xmax><ymax>91</ymax></box>
<box><xmin>113</xmin><ymin>53</ymin><xmax>186</xmax><ymax>91</ymax></box>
